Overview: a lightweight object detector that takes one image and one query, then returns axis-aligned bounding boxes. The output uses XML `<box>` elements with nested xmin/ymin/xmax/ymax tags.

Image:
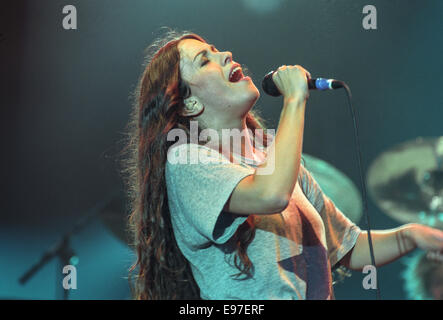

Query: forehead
<box><xmin>178</xmin><ymin>39</ymin><xmax>209</xmax><ymax>62</ymax></box>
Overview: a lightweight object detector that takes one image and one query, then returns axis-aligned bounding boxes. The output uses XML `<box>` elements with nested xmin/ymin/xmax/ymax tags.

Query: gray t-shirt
<box><xmin>165</xmin><ymin>143</ymin><xmax>361</xmax><ymax>300</ymax></box>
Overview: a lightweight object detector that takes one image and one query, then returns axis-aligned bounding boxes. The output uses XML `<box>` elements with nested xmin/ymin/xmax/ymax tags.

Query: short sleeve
<box><xmin>165</xmin><ymin>143</ymin><xmax>255</xmax><ymax>247</ymax></box>
<box><xmin>298</xmin><ymin>165</ymin><xmax>362</xmax><ymax>267</ymax></box>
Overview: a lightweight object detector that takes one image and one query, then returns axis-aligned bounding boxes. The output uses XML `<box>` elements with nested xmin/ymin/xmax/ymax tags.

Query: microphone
<box><xmin>262</xmin><ymin>70</ymin><xmax>344</xmax><ymax>97</ymax></box>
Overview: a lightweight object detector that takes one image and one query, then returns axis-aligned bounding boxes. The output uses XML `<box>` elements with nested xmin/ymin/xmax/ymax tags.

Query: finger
<box><xmin>427</xmin><ymin>251</ymin><xmax>443</xmax><ymax>262</ymax></box>
<box><xmin>299</xmin><ymin>66</ymin><xmax>311</xmax><ymax>79</ymax></box>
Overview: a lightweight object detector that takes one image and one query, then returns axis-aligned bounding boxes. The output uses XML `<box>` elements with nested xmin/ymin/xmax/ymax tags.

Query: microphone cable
<box><xmin>262</xmin><ymin>72</ymin><xmax>381</xmax><ymax>299</ymax></box>
<box><xmin>339</xmin><ymin>81</ymin><xmax>381</xmax><ymax>300</ymax></box>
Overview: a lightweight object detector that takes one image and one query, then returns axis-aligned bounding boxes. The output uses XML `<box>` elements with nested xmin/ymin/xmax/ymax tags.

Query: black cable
<box><xmin>339</xmin><ymin>81</ymin><xmax>381</xmax><ymax>300</ymax></box>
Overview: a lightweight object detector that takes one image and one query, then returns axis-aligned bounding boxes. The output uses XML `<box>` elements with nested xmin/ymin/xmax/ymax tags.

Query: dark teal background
<box><xmin>1</xmin><ymin>0</ymin><xmax>442</xmax><ymax>299</ymax></box>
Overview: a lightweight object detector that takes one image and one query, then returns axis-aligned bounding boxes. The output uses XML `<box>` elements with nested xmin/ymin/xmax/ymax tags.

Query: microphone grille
<box><xmin>262</xmin><ymin>71</ymin><xmax>281</xmax><ymax>97</ymax></box>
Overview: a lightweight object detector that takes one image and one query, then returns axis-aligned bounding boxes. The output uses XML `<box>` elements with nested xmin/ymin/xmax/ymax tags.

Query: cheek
<box><xmin>192</xmin><ymin>71</ymin><xmax>230</xmax><ymax>97</ymax></box>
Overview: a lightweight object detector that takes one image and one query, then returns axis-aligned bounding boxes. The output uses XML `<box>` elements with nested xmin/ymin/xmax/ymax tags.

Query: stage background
<box><xmin>1</xmin><ymin>0</ymin><xmax>442</xmax><ymax>299</ymax></box>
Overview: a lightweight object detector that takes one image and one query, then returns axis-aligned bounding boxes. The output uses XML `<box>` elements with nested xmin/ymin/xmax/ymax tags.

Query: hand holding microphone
<box><xmin>268</xmin><ymin>65</ymin><xmax>311</xmax><ymax>102</ymax></box>
<box><xmin>262</xmin><ymin>66</ymin><xmax>344</xmax><ymax>97</ymax></box>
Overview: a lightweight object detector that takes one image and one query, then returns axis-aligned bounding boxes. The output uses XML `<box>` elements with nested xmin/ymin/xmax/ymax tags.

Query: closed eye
<box><xmin>200</xmin><ymin>45</ymin><xmax>219</xmax><ymax>67</ymax></box>
<box><xmin>201</xmin><ymin>58</ymin><xmax>209</xmax><ymax>67</ymax></box>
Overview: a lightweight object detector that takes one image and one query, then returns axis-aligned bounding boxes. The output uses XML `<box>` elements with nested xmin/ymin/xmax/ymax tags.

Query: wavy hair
<box><xmin>121</xmin><ymin>29</ymin><xmax>271</xmax><ymax>299</ymax></box>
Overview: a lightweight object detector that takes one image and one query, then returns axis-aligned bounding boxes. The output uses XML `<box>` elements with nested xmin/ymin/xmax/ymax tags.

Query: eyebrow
<box><xmin>193</xmin><ymin>44</ymin><xmax>217</xmax><ymax>63</ymax></box>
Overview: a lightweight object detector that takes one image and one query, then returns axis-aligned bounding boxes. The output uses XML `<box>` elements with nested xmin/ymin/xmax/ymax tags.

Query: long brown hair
<box><xmin>121</xmin><ymin>29</ymin><xmax>271</xmax><ymax>299</ymax></box>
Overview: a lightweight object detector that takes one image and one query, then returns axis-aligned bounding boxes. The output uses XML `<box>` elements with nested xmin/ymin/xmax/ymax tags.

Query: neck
<box><xmin>204</xmin><ymin>117</ymin><xmax>263</xmax><ymax>162</ymax></box>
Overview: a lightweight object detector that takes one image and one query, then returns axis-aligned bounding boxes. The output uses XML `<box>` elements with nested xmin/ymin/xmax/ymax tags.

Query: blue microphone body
<box><xmin>262</xmin><ymin>71</ymin><xmax>343</xmax><ymax>97</ymax></box>
<box><xmin>312</xmin><ymin>78</ymin><xmax>339</xmax><ymax>90</ymax></box>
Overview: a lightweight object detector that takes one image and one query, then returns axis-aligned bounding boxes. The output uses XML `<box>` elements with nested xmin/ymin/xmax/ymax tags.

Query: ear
<box><xmin>181</xmin><ymin>97</ymin><xmax>204</xmax><ymax>117</ymax></box>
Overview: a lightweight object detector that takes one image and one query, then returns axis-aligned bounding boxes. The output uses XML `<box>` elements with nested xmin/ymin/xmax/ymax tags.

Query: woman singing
<box><xmin>123</xmin><ymin>29</ymin><xmax>443</xmax><ymax>300</ymax></box>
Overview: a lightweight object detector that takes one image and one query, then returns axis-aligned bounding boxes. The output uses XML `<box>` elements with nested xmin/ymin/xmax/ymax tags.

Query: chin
<box><xmin>239</xmin><ymin>90</ymin><xmax>260</xmax><ymax>116</ymax></box>
<box><xmin>248</xmin><ymin>85</ymin><xmax>260</xmax><ymax>106</ymax></box>
<box><xmin>244</xmin><ymin>80</ymin><xmax>260</xmax><ymax>101</ymax></box>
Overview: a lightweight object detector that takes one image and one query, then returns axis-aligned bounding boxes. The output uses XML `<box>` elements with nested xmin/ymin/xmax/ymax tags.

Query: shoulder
<box><xmin>166</xmin><ymin>143</ymin><xmax>230</xmax><ymax>168</ymax></box>
<box><xmin>165</xmin><ymin>143</ymin><xmax>252</xmax><ymax>184</ymax></box>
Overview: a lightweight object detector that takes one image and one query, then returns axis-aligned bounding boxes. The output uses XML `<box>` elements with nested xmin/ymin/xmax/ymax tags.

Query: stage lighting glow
<box><xmin>241</xmin><ymin>0</ymin><xmax>285</xmax><ymax>14</ymax></box>
<box><xmin>69</xmin><ymin>256</ymin><xmax>79</xmax><ymax>266</ymax></box>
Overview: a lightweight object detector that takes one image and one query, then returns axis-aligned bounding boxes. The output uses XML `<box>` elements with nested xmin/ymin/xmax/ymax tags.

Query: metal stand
<box><xmin>18</xmin><ymin>193</ymin><xmax>119</xmax><ymax>300</ymax></box>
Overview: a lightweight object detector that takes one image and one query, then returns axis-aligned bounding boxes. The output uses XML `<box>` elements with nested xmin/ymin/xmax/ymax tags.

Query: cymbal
<box><xmin>302</xmin><ymin>154</ymin><xmax>363</xmax><ymax>223</ymax></box>
<box><xmin>367</xmin><ymin>137</ymin><xmax>443</xmax><ymax>228</ymax></box>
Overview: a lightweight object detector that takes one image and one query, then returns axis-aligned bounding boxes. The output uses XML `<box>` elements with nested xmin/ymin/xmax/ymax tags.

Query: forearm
<box><xmin>254</xmin><ymin>96</ymin><xmax>306</xmax><ymax>204</ymax></box>
<box><xmin>347</xmin><ymin>224</ymin><xmax>417</xmax><ymax>270</ymax></box>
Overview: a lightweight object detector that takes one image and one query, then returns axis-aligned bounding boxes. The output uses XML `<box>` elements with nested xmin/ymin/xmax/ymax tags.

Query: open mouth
<box><xmin>229</xmin><ymin>66</ymin><xmax>244</xmax><ymax>82</ymax></box>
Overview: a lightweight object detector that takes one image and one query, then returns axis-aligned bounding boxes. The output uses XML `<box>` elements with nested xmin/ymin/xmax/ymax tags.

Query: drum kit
<box><xmin>367</xmin><ymin>137</ymin><xmax>443</xmax><ymax>229</ymax></box>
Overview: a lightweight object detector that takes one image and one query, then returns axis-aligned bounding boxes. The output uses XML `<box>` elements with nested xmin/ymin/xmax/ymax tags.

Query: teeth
<box><xmin>230</xmin><ymin>66</ymin><xmax>241</xmax><ymax>81</ymax></box>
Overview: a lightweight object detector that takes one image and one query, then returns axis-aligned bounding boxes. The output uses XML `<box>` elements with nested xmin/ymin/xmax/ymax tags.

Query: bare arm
<box><xmin>224</xmin><ymin>66</ymin><xmax>311</xmax><ymax>215</ymax></box>
<box><xmin>341</xmin><ymin>223</ymin><xmax>443</xmax><ymax>271</ymax></box>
